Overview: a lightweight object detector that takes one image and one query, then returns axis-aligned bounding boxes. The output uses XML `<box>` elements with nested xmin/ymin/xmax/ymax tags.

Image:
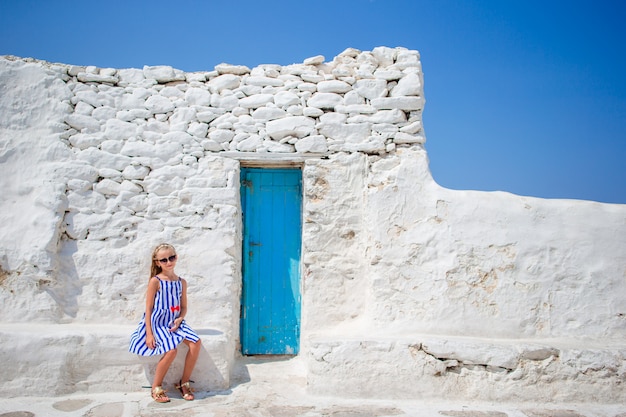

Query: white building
<box><xmin>0</xmin><ymin>47</ymin><xmax>624</xmax><ymax>403</ymax></box>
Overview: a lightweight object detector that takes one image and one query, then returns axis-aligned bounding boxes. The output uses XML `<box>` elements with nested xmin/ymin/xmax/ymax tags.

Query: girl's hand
<box><xmin>169</xmin><ymin>317</ymin><xmax>183</xmax><ymax>332</ymax></box>
<box><xmin>146</xmin><ymin>334</ymin><xmax>156</xmax><ymax>350</ymax></box>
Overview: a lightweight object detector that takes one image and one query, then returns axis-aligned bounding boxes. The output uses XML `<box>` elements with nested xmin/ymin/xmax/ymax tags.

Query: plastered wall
<box><xmin>0</xmin><ymin>47</ymin><xmax>624</xmax><ymax>401</ymax></box>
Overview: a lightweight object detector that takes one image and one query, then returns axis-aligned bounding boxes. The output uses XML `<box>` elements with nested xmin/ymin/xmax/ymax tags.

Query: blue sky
<box><xmin>1</xmin><ymin>0</ymin><xmax>624</xmax><ymax>203</ymax></box>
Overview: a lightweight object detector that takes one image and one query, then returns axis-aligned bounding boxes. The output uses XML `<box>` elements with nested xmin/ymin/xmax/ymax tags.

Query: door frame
<box><xmin>239</xmin><ymin>164</ymin><xmax>304</xmax><ymax>355</ymax></box>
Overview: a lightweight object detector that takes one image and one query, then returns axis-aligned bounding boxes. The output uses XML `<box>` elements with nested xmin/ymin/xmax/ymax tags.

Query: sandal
<box><xmin>151</xmin><ymin>386</ymin><xmax>170</xmax><ymax>403</ymax></box>
<box><xmin>176</xmin><ymin>380</ymin><xmax>195</xmax><ymax>401</ymax></box>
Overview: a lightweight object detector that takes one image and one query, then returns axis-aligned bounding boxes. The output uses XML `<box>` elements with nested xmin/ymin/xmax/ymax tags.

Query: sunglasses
<box><xmin>157</xmin><ymin>255</ymin><xmax>177</xmax><ymax>264</ymax></box>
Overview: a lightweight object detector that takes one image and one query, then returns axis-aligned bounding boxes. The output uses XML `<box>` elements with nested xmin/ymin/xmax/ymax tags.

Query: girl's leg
<box><xmin>153</xmin><ymin>348</ymin><xmax>178</xmax><ymax>389</ymax></box>
<box><xmin>181</xmin><ymin>338</ymin><xmax>202</xmax><ymax>383</ymax></box>
<box><xmin>177</xmin><ymin>339</ymin><xmax>202</xmax><ymax>400</ymax></box>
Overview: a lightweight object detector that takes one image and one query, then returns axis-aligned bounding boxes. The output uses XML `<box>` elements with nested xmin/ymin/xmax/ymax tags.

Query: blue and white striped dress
<box><xmin>129</xmin><ymin>277</ymin><xmax>200</xmax><ymax>356</ymax></box>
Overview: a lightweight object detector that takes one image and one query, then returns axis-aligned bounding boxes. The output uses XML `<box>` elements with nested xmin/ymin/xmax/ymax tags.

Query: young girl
<box><xmin>129</xmin><ymin>243</ymin><xmax>202</xmax><ymax>402</ymax></box>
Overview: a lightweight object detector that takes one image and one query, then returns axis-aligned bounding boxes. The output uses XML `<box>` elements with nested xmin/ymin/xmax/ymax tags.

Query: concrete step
<box><xmin>0</xmin><ymin>323</ymin><xmax>232</xmax><ymax>396</ymax></box>
<box><xmin>306</xmin><ymin>335</ymin><xmax>626</xmax><ymax>403</ymax></box>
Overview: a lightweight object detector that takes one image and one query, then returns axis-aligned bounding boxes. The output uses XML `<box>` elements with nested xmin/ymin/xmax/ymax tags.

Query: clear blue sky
<box><xmin>1</xmin><ymin>0</ymin><xmax>624</xmax><ymax>203</ymax></box>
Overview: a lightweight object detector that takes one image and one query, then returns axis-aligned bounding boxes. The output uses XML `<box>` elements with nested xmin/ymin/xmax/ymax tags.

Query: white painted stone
<box><xmin>120</xmin><ymin>140</ymin><xmax>182</xmax><ymax>161</ymax></box>
<box><xmin>215</xmin><ymin>63</ymin><xmax>250</xmax><ymax>75</ymax></box>
<box><xmin>307</xmin><ymin>92</ymin><xmax>343</xmax><ymax>109</ymax></box>
<box><xmin>371</xmin><ymin>96</ymin><xmax>423</xmax><ymax>111</ymax></box>
<box><xmin>304</xmin><ymin>55</ymin><xmax>325</xmax><ymax>65</ymax></box>
<box><xmin>98</xmin><ymin>167</ymin><xmax>122</xmax><ymax>181</ymax></box>
<box><xmin>338</xmin><ymin>47</ymin><xmax>361</xmax><ymax>58</ymax></box>
<box><xmin>185</xmin><ymin>87</ymin><xmax>212</xmax><ymax>106</ymax></box>
<box><xmin>274</xmin><ymin>91</ymin><xmax>300</xmax><ymax>107</ymax></box>
<box><xmin>77</xmin><ymin>72</ymin><xmax>118</xmax><ymax>84</ymax></box>
<box><xmin>117</xmin><ymin>68</ymin><xmax>145</xmax><ymax>84</ymax></box>
<box><xmin>74</xmin><ymin>101</ymin><xmax>94</xmax><ymax>115</ymax></box>
<box><xmin>142</xmin><ymin>65</ymin><xmax>185</xmax><ymax>83</ymax></box>
<box><xmin>202</xmin><ymin>139</ymin><xmax>223</xmax><ymax>152</ymax></box>
<box><xmin>373</xmin><ymin>68</ymin><xmax>404</xmax><ymax>80</ymax></box>
<box><xmin>237</xmin><ymin>134</ymin><xmax>263</xmax><ymax>152</ymax></box>
<box><xmin>214</xmin><ymin>93</ymin><xmax>239</xmax><ymax>111</ymax></box>
<box><xmin>142</xmin><ymin>175</ymin><xmax>185</xmax><ymax>196</ymax></box>
<box><xmin>209</xmin><ymin>129</ymin><xmax>236</xmax><ymax>144</ymax></box>
<box><xmin>144</xmin><ymin>95</ymin><xmax>175</xmax><ymax>114</ymax></box>
<box><xmin>266</xmin><ymin>116</ymin><xmax>316</xmax><ymax>140</ymax></box>
<box><xmin>103</xmin><ymin>118</ymin><xmax>137</xmax><ymax>141</ymax></box>
<box><xmin>372</xmin><ymin>123</ymin><xmax>398</xmax><ymax>134</ymax></box>
<box><xmin>332</xmin><ymin>66</ymin><xmax>353</xmax><ymax>78</ymax></box>
<box><xmin>185</xmin><ymin>72</ymin><xmax>208</xmax><ymax>82</ymax></box>
<box><xmin>162</xmin><ymin>131</ymin><xmax>196</xmax><ymax>147</ymax></box>
<box><xmin>317</xmin><ymin>80</ymin><xmax>352</xmax><ymax>94</ymax></box>
<box><xmin>298</xmin><ymin>82</ymin><xmax>317</xmax><ymax>93</ymax></box>
<box><xmin>251</xmin><ymin>107</ymin><xmax>287</xmax><ymax>121</ymax></box>
<box><xmin>208</xmin><ymin>74</ymin><xmax>241</xmax><ymax>92</ymax></box>
<box><xmin>68</xmin><ymin>132</ymin><xmax>104</xmax><ymax>150</ymax></box>
<box><xmin>94</xmin><ymin>178</ymin><xmax>121</xmax><ymax>196</ymax></box>
<box><xmin>343</xmin><ymin>90</ymin><xmax>364</xmax><ymax>106</ymax></box>
<box><xmin>210</xmin><ymin>112</ymin><xmax>238</xmax><ymax>128</ymax></box>
<box><xmin>391</xmin><ymin>72</ymin><xmax>422</xmax><ymax>97</ymax></box>
<box><xmin>188</xmin><ymin>121</ymin><xmax>209</xmax><ymax>138</ymax></box>
<box><xmin>394</xmin><ymin>132</ymin><xmax>425</xmax><ymax>144</ymax></box>
<box><xmin>91</xmin><ymin>105</ymin><xmax>117</xmax><ymax>120</ymax></box>
<box><xmin>303</xmin><ymin>107</ymin><xmax>324</xmax><ymax>117</ymax></box>
<box><xmin>74</xmin><ymin>89</ymin><xmax>106</xmax><ymax>107</ymax></box>
<box><xmin>69</xmin><ymin>189</ymin><xmax>107</xmax><ymax>214</ymax></box>
<box><xmin>234</xmin><ymin>115</ymin><xmax>257</xmax><ymax>132</ymax></box>
<box><xmin>399</xmin><ymin>120</ymin><xmax>422</xmax><ymax>134</ymax></box>
<box><xmin>422</xmin><ymin>338</ymin><xmax>519</xmax><ymax>369</ymax></box>
<box><xmin>295</xmin><ymin>135</ymin><xmax>328</xmax><ymax>153</ymax></box>
<box><xmin>285</xmin><ymin>105</ymin><xmax>301</xmax><ymax>116</ymax></box>
<box><xmin>65</xmin><ymin>212</ymin><xmax>111</xmax><ymax>239</ymax></box>
<box><xmin>231</xmin><ymin>106</ymin><xmax>248</xmax><ymax>117</ymax></box>
<box><xmin>122</xmin><ymin>164</ymin><xmax>150</xmax><ymax>180</ymax></box>
<box><xmin>301</xmin><ymin>72</ymin><xmax>324</xmax><ymax>83</ymax></box>
<box><xmin>64</xmin><ymin>113</ymin><xmax>100</xmax><ymax>132</ymax></box>
<box><xmin>169</xmin><ymin>107</ymin><xmax>197</xmax><ymax>126</ymax></box>
<box><xmin>395</xmin><ymin>50</ymin><xmax>421</xmax><ymax>69</ymax></box>
<box><xmin>371</xmin><ymin>46</ymin><xmax>396</xmax><ymax>67</ymax></box>
<box><xmin>197</xmin><ymin>110</ymin><xmax>219</xmax><ymax>123</ymax></box>
<box><xmin>67</xmin><ymin>178</ymin><xmax>92</xmax><ymax>192</ymax></box>
<box><xmin>264</xmin><ymin>139</ymin><xmax>294</xmax><ymax>153</ymax></box>
<box><xmin>335</xmin><ymin>104</ymin><xmax>376</xmax><ymax>114</ymax></box>
<box><xmin>239</xmin><ymin>94</ymin><xmax>274</xmax><ymax>109</ymax></box>
<box><xmin>118</xmin><ymin>90</ymin><xmax>147</xmax><ymax>110</ymax></box>
<box><xmin>76</xmin><ymin>148</ymin><xmax>132</xmax><ymax>171</ymax></box>
<box><xmin>245</xmin><ymin>76</ymin><xmax>284</xmax><ymax>87</ymax></box>
<box><xmin>351</xmin><ymin>109</ymin><xmax>406</xmax><ymax>124</ymax></box>
<box><xmin>239</xmin><ymin>85</ymin><xmax>262</xmax><ymax>96</ymax></box>
<box><xmin>353</xmin><ymin>79</ymin><xmax>388</xmax><ymax>100</ymax></box>
<box><xmin>319</xmin><ymin>112</ymin><xmax>347</xmax><ymax>124</ymax></box>
<box><xmin>318</xmin><ymin>122</ymin><xmax>370</xmax><ymax>143</ymax></box>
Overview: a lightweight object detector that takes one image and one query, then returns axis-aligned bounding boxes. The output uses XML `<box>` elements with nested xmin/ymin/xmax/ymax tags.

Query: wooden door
<box><xmin>240</xmin><ymin>167</ymin><xmax>302</xmax><ymax>355</ymax></box>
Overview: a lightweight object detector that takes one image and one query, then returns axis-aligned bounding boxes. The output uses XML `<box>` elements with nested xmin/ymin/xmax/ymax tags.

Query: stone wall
<box><xmin>0</xmin><ymin>47</ymin><xmax>624</xmax><ymax>401</ymax></box>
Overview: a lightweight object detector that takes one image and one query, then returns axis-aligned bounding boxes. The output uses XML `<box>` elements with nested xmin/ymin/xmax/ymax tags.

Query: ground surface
<box><xmin>1</xmin><ymin>356</ymin><xmax>624</xmax><ymax>417</ymax></box>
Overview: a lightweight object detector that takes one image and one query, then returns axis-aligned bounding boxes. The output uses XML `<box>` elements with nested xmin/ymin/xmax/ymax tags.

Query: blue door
<box><xmin>240</xmin><ymin>168</ymin><xmax>302</xmax><ymax>355</ymax></box>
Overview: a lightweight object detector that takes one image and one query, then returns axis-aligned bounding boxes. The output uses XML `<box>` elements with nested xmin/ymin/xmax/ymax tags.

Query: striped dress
<box><xmin>129</xmin><ymin>276</ymin><xmax>200</xmax><ymax>356</ymax></box>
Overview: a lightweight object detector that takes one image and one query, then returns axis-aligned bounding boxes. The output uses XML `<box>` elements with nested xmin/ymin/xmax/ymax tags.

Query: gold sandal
<box><xmin>151</xmin><ymin>386</ymin><xmax>170</xmax><ymax>403</ymax></box>
<box><xmin>176</xmin><ymin>380</ymin><xmax>195</xmax><ymax>401</ymax></box>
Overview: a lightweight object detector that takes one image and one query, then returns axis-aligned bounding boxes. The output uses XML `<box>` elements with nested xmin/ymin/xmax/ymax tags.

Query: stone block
<box><xmin>0</xmin><ymin>324</ymin><xmax>231</xmax><ymax>396</ymax></box>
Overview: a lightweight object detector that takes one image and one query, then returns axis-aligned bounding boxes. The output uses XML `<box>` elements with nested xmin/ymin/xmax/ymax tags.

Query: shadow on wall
<box><xmin>138</xmin><ymin>329</ymin><xmax>227</xmax><ymax>392</ymax></box>
<box><xmin>53</xmin><ymin>240</ymin><xmax>82</xmax><ymax>319</ymax></box>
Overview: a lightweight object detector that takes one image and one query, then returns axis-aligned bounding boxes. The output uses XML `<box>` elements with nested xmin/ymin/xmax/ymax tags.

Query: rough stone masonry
<box><xmin>0</xmin><ymin>46</ymin><xmax>624</xmax><ymax>402</ymax></box>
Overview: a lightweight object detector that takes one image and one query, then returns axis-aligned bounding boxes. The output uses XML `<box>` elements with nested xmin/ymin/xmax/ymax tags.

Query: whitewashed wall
<box><xmin>0</xmin><ymin>47</ymin><xmax>624</xmax><ymax>402</ymax></box>
<box><xmin>304</xmin><ymin>150</ymin><xmax>626</xmax><ymax>402</ymax></box>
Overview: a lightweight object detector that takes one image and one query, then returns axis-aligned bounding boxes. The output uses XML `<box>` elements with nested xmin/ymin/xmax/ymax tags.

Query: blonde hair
<box><xmin>150</xmin><ymin>243</ymin><xmax>176</xmax><ymax>279</ymax></box>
